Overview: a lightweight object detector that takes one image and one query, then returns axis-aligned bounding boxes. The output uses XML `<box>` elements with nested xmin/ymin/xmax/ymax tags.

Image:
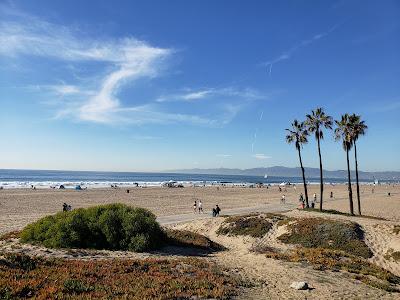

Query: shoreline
<box><xmin>1</xmin><ymin>180</ymin><xmax>394</xmax><ymax>190</ymax></box>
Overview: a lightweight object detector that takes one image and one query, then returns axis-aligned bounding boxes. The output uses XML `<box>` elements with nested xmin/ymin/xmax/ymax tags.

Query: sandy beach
<box><xmin>1</xmin><ymin>184</ymin><xmax>399</xmax><ymax>234</ymax></box>
<box><xmin>1</xmin><ymin>184</ymin><xmax>400</xmax><ymax>299</ymax></box>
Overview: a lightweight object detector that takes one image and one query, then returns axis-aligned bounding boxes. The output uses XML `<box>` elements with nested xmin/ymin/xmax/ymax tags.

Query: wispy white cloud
<box><xmin>157</xmin><ymin>87</ymin><xmax>264</xmax><ymax>103</ymax></box>
<box><xmin>252</xmin><ymin>153</ymin><xmax>270</xmax><ymax>160</ymax></box>
<box><xmin>181</xmin><ymin>90</ymin><xmax>214</xmax><ymax>100</ymax></box>
<box><xmin>264</xmin><ymin>23</ymin><xmax>341</xmax><ymax>76</ymax></box>
<box><xmin>0</xmin><ymin>6</ymin><xmax>264</xmax><ymax>127</ymax></box>
<box><xmin>51</xmin><ymin>84</ymin><xmax>81</xmax><ymax>96</ymax></box>
<box><xmin>0</xmin><ymin>7</ymin><xmax>209</xmax><ymax>125</ymax></box>
<box><xmin>251</xmin><ymin>111</ymin><xmax>264</xmax><ymax>153</ymax></box>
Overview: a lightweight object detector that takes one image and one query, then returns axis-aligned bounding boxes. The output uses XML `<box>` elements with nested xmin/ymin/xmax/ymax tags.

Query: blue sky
<box><xmin>0</xmin><ymin>0</ymin><xmax>399</xmax><ymax>172</ymax></box>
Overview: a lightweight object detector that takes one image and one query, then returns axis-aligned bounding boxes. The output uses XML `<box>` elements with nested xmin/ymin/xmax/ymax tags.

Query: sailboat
<box><xmin>264</xmin><ymin>174</ymin><xmax>268</xmax><ymax>179</ymax></box>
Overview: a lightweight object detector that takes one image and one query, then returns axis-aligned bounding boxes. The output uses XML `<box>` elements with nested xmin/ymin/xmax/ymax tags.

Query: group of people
<box><xmin>193</xmin><ymin>200</ymin><xmax>203</xmax><ymax>213</ymax></box>
<box><xmin>212</xmin><ymin>205</ymin><xmax>221</xmax><ymax>217</ymax></box>
<box><xmin>192</xmin><ymin>200</ymin><xmax>221</xmax><ymax>217</ymax></box>
<box><xmin>62</xmin><ymin>203</ymin><xmax>72</xmax><ymax>212</ymax></box>
<box><xmin>296</xmin><ymin>191</ymin><xmax>334</xmax><ymax>209</ymax></box>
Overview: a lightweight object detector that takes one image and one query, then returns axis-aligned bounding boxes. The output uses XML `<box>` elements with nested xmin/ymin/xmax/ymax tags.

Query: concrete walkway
<box><xmin>157</xmin><ymin>202</ymin><xmax>296</xmax><ymax>225</ymax></box>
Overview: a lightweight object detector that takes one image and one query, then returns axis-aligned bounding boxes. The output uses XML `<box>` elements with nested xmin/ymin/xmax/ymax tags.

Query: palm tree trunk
<box><xmin>317</xmin><ymin>135</ymin><xmax>323</xmax><ymax>211</ymax></box>
<box><xmin>346</xmin><ymin>147</ymin><xmax>354</xmax><ymax>215</ymax></box>
<box><xmin>297</xmin><ymin>146</ymin><xmax>309</xmax><ymax>207</ymax></box>
<box><xmin>354</xmin><ymin>141</ymin><xmax>361</xmax><ymax>215</ymax></box>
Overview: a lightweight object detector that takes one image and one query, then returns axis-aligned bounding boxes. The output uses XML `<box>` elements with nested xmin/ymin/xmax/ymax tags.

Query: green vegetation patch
<box><xmin>263</xmin><ymin>247</ymin><xmax>400</xmax><ymax>292</ymax></box>
<box><xmin>217</xmin><ymin>214</ymin><xmax>273</xmax><ymax>238</ymax></box>
<box><xmin>0</xmin><ymin>253</ymin><xmax>240</xmax><ymax>299</ymax></box>
<box><xmin>278</xmin><ymin>218</ymin><xmax>373</xmax><ymax>258</ymax></box>
<box><xmin>302</xmin><ymin>208</ymin><xmax>387</xmax><ymax>220</ymax></box>
<box><xmin>165</xmin><ymin>229</ymin><xmax>225</xmax><ymax>251</ymax></box>
<box><xmin>20</xmin><ymin>204</ymin><xmax>164</xmax><ymax>252</ymax></box>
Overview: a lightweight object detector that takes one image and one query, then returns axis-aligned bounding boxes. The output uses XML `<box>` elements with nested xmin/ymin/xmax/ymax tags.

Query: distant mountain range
<box><xmin>166</xmin><ymin>166</ymin><xmax>400</xmax><ymax>180</ymax></box>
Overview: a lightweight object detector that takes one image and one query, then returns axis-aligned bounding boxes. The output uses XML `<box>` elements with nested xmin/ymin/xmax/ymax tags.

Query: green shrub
<box><xmin>278</xmin><ymin>218</ymin><xmax>373</xmax><ymax>258</ymax></box>
<box><xmin>20</xmin><ymin>204</ymin><xmax>164</xmax><ymax>252</ymax></box>
<box><xmin>217</xmin><ymin>214</ymin><xmax>273</xmax><ymax>238</ymax></box>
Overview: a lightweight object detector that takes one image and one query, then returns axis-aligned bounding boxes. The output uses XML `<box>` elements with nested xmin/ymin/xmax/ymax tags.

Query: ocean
<box><xmin>0</xmin><ymin>169</ymin><xmax>377</xmax><ymax>189</ymax></box>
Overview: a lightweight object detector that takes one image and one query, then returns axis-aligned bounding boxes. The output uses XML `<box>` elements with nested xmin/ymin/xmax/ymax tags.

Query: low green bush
<box><xmin>20</xmin><ymin>204</ymin><xmax>164</xmax><ymax>252</ymax></box>
<box><xmin>278</xmin><ymin>218</ymin><xmax>373</xmax><ymax>258</ymax></box>
<box><xmin>217</xmin><ymin>214</ymin><xmax>273</xmax><ymax>238</ymax></box>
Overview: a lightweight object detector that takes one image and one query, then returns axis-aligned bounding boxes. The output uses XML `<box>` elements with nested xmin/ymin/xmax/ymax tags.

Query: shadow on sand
<box><xmin>151</xmin><ymin>244</ymin><xmax>226</xmax><ymax>257</ymax></box>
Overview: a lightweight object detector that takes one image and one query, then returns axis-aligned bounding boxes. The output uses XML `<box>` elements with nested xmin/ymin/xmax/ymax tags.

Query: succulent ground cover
<box><xmin>0</xmin><ymin>253</ymin><xmax>241</xmax><ymax>299</ymax></box>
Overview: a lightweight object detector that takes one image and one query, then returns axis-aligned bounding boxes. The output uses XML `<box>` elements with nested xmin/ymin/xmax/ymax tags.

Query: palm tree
<box><xmin>306</xmin><ymin>107</ymin><xmax>333</xmax><ymax>211</ymax></box>
<box><xmin>286</xmin><ymin>120</ymin><xmax>310</xmax><ymax>207</ymax></box>
<box><xmin>334</xmin><ymin>114</ymin><xmax>354</xmax><ymax>215</ymax></box>
<box><xmin>349</xmin><ymin>114</ymin><xmax>368</xmax><ymax>215</ymax></box>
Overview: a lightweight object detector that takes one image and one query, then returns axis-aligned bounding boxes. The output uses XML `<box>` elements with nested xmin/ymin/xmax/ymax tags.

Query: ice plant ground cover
<box><xmin>0</xmin><ymin>253</ymin><xmax>241</xmax><ymax>299</ymax></box>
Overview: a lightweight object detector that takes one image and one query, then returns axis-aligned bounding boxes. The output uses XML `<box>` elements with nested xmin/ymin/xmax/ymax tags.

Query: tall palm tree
<box><xmin>349</xmin><ymin>114</ymin><xmax>368</xmax><ymax>215</ymax></box>
<box><xmin>286</xmin><ymin>120</ymin><xmax>310</xmax><ymax>207</ymax></box>
<box><xmin>334</xmin><ymin>114</ymin><xmax>354</xmax><ymax>215</ymax></box>
<box><xmin>306</xmin><ymin>107</ymin><xmax>333</xmax><ymax>211</ymax></box>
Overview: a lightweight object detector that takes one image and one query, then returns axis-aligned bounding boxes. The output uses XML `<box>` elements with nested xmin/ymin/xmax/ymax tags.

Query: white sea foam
<box><xmin>0</xmin><ymin>180</ymin><xmax>223</xmax><ymax>189</ymax></box>
<box><xmin>0</xmin><ymin>180</ymin><xmax>376</xmax><ymax>189</ymax></box>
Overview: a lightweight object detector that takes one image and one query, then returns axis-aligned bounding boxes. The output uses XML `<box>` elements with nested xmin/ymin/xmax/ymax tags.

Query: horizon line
<box><xmin>1</xmin><ymin>166</ymin><xmax>399</xmax><ymax>174</ymax></box>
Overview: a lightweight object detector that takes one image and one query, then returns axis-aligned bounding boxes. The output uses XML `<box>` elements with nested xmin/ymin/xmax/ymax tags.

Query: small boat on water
<box><xmin>264</xmin><ymin>174</ymin><xmax>268</xmax><ymax>179</ymax></box>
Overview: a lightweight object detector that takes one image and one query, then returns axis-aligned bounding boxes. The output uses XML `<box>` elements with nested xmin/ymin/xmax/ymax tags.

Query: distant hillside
<box><xmin>166</xmin><ymin>166</ymin><xmax>400</xmax><ymax>180</ymax></box>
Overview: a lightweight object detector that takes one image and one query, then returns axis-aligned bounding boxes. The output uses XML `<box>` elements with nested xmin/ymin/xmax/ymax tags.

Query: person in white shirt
<box><xmin>198</xmin><ymin>200</ymin><xmax>203</xmax><ymax>213</ymax></box>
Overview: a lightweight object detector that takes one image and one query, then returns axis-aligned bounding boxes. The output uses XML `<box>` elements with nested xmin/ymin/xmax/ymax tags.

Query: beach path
<box><xmin>158</xmin><ymin>202</ymin><xmax>296</xmax><ymax>225</ymax></box>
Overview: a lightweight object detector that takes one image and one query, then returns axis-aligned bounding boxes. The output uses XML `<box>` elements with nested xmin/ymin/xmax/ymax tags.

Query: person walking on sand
<box><xmin>198</xmin><ymin>200</ymin><xmax>203</xmax><ymax>213</ymax></box>
<box><xmin>311</xmin><ymin>193</ymin><xmax>317</xmax><ymax>208</ymax></box>
<box><xmin>215</xmin><ymin>204</ymin><xmax>221</xmax><ymax>216</ymax></box>
<box><xmin>193</xmin><ymin>201</ymin><xmax>197</xmax><ymax>213</ymax></box>
<box><xmin>299</xmin><ymin>193</ymin><xmax>304</xmax><ymax>209</ymax></box>
<box><xmin>281</xmin><ymin>194</ymin><xmax>286</xmax><ymax>204</ymax></box>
